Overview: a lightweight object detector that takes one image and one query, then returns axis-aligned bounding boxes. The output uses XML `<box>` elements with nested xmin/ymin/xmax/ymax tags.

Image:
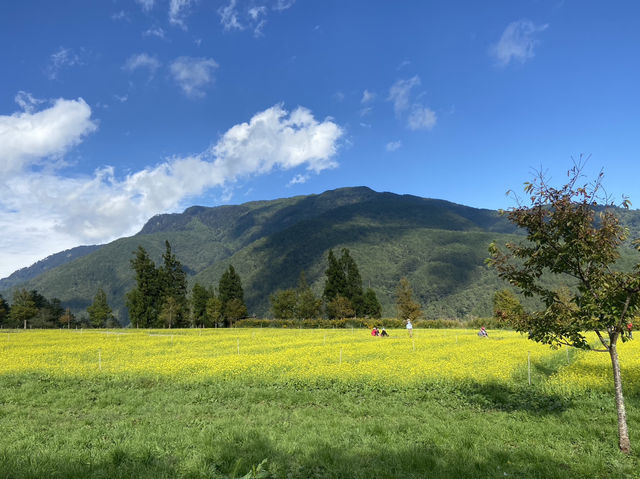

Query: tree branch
<box><xmin>595</xmin><ymin>329</ymin><xmax>610</xmax><ymax>351</ymax></box>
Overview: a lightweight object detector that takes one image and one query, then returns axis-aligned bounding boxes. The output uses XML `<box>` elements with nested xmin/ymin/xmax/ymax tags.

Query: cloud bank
<box><xmin>0</xmin><ymin>97</ymin><xmax>343</xmax><ymax>278</ymax></box>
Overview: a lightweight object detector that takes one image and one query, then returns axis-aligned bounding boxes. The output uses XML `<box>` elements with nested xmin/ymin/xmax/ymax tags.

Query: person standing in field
<box><xmin>406</xmin><ymin>319</ymin><xmax>413</xmax><ymax>338</ymax></box>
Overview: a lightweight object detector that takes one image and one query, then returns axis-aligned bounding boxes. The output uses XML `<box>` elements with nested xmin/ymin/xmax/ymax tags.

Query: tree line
<box><xmin>0</xmin><ymin>242</ymin><xmax>426</xmax><ymax>329</ymax></box>
<box><xmin>126</xmin><ymin>241</ymin><xmax>247</xmax><ymax>328</ymax></box>
<box><xmin>0</xmin><ymin>287</ymin><xmax>119</xmax><ymax>329</ymax></box>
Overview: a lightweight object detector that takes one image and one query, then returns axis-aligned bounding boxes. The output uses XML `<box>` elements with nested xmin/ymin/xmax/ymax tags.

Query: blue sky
<box><xmin>1</xmin><ymin>0</ymin><xmax>639</xmax><ymax>278</ymax></box>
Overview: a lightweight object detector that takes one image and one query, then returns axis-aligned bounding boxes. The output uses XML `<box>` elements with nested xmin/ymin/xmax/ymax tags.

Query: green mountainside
<box><xmin>0</xmin><ymin>245</ymin><xmax>102</xmax><ymax>291</ymax></box>
<box><xmin>3</xmin><ymin>186</ymin><xmax>639</xmax><ymax>324</ymax></box>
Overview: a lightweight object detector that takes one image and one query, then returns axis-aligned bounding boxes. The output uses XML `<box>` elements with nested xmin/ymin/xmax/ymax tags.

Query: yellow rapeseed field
<box><xmin>1</xmin><ymin>328</ymin><xmax>639</xmax><ymax>392</ymax></box>
<box><xmin>548</xmin><ymin>335</ymin><xmax>640</xmax><ymax>394</ymax></box>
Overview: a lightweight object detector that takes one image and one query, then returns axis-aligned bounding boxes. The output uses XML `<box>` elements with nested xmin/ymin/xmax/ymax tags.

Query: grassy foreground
<box><xmin>1</xmin><ymin>329</ymin><xmax>639</xmax><ymax>478</ymax></box>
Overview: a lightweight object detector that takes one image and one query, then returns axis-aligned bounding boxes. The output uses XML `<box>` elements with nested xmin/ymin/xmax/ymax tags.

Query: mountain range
<box><xmin>3</xmin><ymin>186</ymin><xmax>639</xmax><ymax>324</ymax></box>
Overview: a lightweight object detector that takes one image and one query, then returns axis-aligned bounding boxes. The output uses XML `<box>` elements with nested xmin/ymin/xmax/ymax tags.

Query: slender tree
<box><xmin>488</xmin><ymin>163</ymin><xmax>638</xmax><ymax>454</ymax></box>
<box><xmin>363</xmin><ymin>288</ymin><xmax>382</xmax><ymax>319</ymax></box>
<box><xmin>296</xmin><ymin>271</ymin><xmax>322</xmax><ymax>319</ymax></box>
<box><xmin>47</xmin><ymin>298</ymin><xmax>65</xmax><ymax>328</ymax></box>
<box><xmin>396</xmin><ymin>277</ymin><xmax>423</xmax><ymax>321</ymax></box>
<box><xmin>323</xmin><ymin>250</ymin><xmax>346</xmax><ymax>304</ymax></box>
<box><xmin>341</xmin><ymin>249</ymin><xmax>365</xmax><ymax>315</ymax></box>
<box><xmin>126</xmin><ymin>246</ymin><xmax>160</xmax><ymax>328</ymax></box>
<box><xmin>87</xmin><ymin>288</ymin><xmax>114</xmax><ymax>328</ymax></box>
<box><xmin>159</xmin><ymin>296</ymin><xmax>179</xmax><ymax>329</ymax></box>
<box><xmin>205</xmin><ymin>296</ymin><xmax>223</xmax><ymax>328</ymax></box>
<box><xmin>323</xmin><ymin>248</ymin><xmax>366</xmax><ymax>318</ymax></box>
<box><xmin>218</xmin><ymin>265</ymin><xmax>247</xmax><ymax>326</ymax></box>
<box><xmin>160</xmin><ymin>241</ymin><xmax>188</xmax><ymax>326</ymax></box>
<box><xmin>60</xmin><ymin>308</ymin><xmax>74</xmax><ymax>329</ymax></box>
<box><xmin>0</xmin><ymin>295</ymin><xmax>9</xmax><ymax>326</ymax></box>
<box><xmin>191</xmin><ymin>283</ymin><xmax>212</xmax><ymax>327</ymax></box>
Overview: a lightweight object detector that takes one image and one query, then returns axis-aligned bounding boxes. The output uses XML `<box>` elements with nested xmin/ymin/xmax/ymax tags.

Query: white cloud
<box><xmin>143</xmin><ymin>27</ymin><xmax>165</xmax><ymax>39</ymax></box>
<box><xmin>273</xmin><ymin>0</ymin><xmax>295</xmax><ymax>10</ymax></box>
<box><xmin>361</xmin><ymin>89</ymin><xmax>375</xmax><ymax>104</ymax></box>
<box><xmin>137</xmin><ymin>0</ymin><xmax>155</xmax><ymax>11</ymax></box>
<box><xmin>210</xmin><ymin>105</ymin><xmax>342</xmax><ymax>175</ymax></box>
<box><xmin>46</xmin><ymin>47</ymin><xmax>81</xmax><ymax>80</ymax></box>
<box><xmin>359</xmin><ymin>106</ymin><xmax>373</xmax><ymax>117</ymax></box>
<box><xmin>388</xmin><ymin>76</ymin><xmax>437</xmax><ymax>130</ymax></box>
<box><xmin>170</xmin><ymin>57</ymin><xmax>218</xmax><ymax>98</ymax></box>
<box><xmin>385</xmin><ymin>140</ymin><xmax>402</xmax><ymax>152</ymax></box>
<box><xmin>169</xmin><ymin>0</ymin><xmax>196</xmax><ymax>29</ymax></box>
<box><xmin>0</xmin><ymin>102</ymin><xmax>342</xmax><ymax>278</ymax></box>
<box><xmin>388</xmin><ymin>76</ymin><xmax>420</xmax><ymax>115</ymax></box>
<box><xmin>407</xmin><ymin>105</ymin><xmax>437</xmax><ymax>130</ymax></box>
<box><xmin>219</xmin><ymin>0</ymin><xmax>295</xmax><ymax>35</ymax></box>
<box><xmin>14</xmin><ymin>91</ymin><xmax>44</xmax><ymax>113</ymax></box>
<box><xmin>396</xmin><ymin>59</ymin><xmax>411</xmax><ymax>70</ymax></box>
<box><xmin>123</xmin><ymin>53</ymin><xmax>161</xmax><ymax>79</ymax></box>
<box><xmin>490</xmin><ymin>20</ymin><xmax>549</xmax><ymax>66</ymax></box>
<box><xmin>0</xmin><ymin>94</ymin><xmax>97</xmax><ymax>175</ymax></box>
<box><xmin>288</xmin><ymin>173</ymin><xmax>309</xmax><ymax>186</ymax></box>
<box><xmin>111</xmin><ymin>10</ymin><xmax>129</xmax><ymax>21</ymax></box>
<box><xmin>248</xmin><ymin>6</ymin><xmax>267</xmax><ymax>21</ymax></box>
<box><xmin>219</xmin><ymin>0</ymin><xmax>245</xmax><ymax>31</ymax></box>
<box><xmin>248</xmin><ymin>6</ymin><xmax>267</xmax><ymax>36</ymax></box>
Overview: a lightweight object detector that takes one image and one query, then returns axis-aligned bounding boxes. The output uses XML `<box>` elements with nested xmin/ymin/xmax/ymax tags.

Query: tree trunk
<box><xmin>609</xmin><ymin>337</ymin><xmax>631</xmax><ymax>454</ymax></box>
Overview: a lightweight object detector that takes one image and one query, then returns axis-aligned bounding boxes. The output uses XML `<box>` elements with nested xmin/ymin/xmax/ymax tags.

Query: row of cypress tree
<box><xmin>323</xmin><ymin>248</ymin><xmax>382</xmax><ymax>319</ymax></box>
<box><xmin>270</xmin><ymin>248</ymin><xmax>383</xmax><ymax>320</ymax></box>
<box><xmin>126</xmin><ymin>241</ymin><xmax>247</xmax><ymax>328</ymax></box>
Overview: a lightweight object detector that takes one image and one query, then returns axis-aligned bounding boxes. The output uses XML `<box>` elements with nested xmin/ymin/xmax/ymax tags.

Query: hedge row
<box><xmin>235</xmin><ymin>317</ymin><xmax>504</xmax><ymax>329</ymax></box>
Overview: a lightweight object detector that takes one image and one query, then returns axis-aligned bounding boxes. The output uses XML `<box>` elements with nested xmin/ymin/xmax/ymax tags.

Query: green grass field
<box><xmin>1</xmin><ymin>329</ymin><xmax>639</xmax><ymax>478</ymax></box>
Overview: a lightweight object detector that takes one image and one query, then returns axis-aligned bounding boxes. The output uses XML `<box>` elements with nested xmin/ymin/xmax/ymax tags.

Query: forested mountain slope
<box><xmin>3</xmin><ymin>186</ymin><xmax>639</xmax><ymax>324</ymax></box>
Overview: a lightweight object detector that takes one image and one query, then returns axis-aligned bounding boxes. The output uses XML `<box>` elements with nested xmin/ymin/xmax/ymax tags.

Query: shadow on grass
<box><xmin>447</xmin><ymin>380</ymin><xmax>570</xmax><ymax>414</ymax></box>
<box><xmin>0</xmin><ymin>448</ymin><xmax>180</xmax><ymax>479</ymax></box>
<box><xmin>0</xmin><ymin>430</ymin><xmax>628</xmax><ymax>479</ymax></box>
<box><xmin>441</xmin><ymin>345</ymin><xmax>579</xmax><ymax>414</ymax></box>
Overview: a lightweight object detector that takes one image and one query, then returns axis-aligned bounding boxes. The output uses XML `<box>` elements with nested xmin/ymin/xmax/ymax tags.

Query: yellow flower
<box><xmin>1</xmin><ymin>328</ymin><xmax>634</xmax><ymax>393</ymax></box>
